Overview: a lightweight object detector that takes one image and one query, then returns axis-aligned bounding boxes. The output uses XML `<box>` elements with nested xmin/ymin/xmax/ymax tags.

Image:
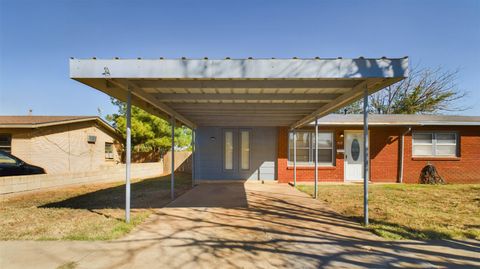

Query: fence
<box><xmin>0</xmin><ymin>150</ymin><xmax>192</xmax><ymax>198</ymax></box>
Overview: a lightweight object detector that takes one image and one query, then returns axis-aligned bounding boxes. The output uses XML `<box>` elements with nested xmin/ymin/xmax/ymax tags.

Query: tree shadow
<box><xmin>362</xmin><ymin>218</ymin><xmax>464</xmax><ymax>240</ymax></box>
<box><xmin>40</xmin><ymin>172</ymin><xmax>192</xmax><ymax>210</ymax></box>
<box><xmin>102</xmin><ymin>183</ymin><xmax>480</xmax><ymax>268</ymax></box>
<box><xmin>37</xmin><ymin>179</ymin><xmax>479</xmax><ymax>268</ymax></box>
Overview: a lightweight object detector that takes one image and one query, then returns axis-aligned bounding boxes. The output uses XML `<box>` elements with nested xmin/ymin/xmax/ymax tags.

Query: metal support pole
<box><xmin>171</xmin><ymin>116</ymin><xmax>175</xmax><ymax>200</ymax></box>
<box><xmin>314</xmin><ymin>117</ymin><xmax>318</xmax><ymax>199</ymax></box>
<box><xmin>191</xmin><ymin>128</ymin><xmax>195</xmax><ymax>187</ymax></box>
<box><xmin>125</xmin><ymin>89</ymin><xmax>132</xmax><ymax>223</ymax></box>
<box><xmin>293</xmin><ymin>129</ymin><xmax>297</xmax><ymax>187</ymax></box>
<box><xmin>363</xmin><ymin>86</ymin><xmax>369</xmax><ymax>226</ymax></box>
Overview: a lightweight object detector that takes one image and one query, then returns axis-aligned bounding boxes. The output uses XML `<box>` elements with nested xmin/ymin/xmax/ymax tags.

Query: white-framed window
<box><xmin>412</xmin><ymin>132</ymin><xmax>458</xmax><ymax>157</ymax></box>
<box><xmin>223</xmin><ymin>130</ymin><xmax>234</xmax><ymax>170</ymax></box>
<box><xmin>0</xmin><ymin>134</ymin><xmax>12</xmax><ymax>153</ymax></box>
<box><xmin>105</xmin><ymin>142</ymin><xmax>114</xmax><ymax>159</ymax></box>
<box><xmin>288</xmin><ymin>131</ymin><xmax>334</xmax><ymax>166</ymax></box>
<box><xmin>240</xmin><ymin>130</ymin><xmax>250</xmax><ymax>170</ymax></box>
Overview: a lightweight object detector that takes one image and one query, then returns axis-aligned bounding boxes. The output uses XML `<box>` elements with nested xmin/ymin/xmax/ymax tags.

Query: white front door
<box><xmin>344</xmin><ymin>131</ymin><xmax>364</xmax><ymax>182</ymax></box>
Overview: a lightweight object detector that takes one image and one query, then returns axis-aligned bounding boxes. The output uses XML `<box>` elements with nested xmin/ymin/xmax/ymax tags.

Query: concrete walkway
<box><xmin>1</xmin><ymin>182</ymin><xmax>479</xmax><ymax>269</ymax></box>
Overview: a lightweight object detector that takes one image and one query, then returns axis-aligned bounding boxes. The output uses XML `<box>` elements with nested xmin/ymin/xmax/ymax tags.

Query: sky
<box><xmin>0</xmin><ymin>0</ymin><xmax>479</xmax><ymax>118</ymax></box>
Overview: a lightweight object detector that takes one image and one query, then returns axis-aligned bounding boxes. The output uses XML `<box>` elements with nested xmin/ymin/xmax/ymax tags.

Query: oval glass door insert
<box><xmin>351</xmin><ymin>139</ymin><xmax>360</xmax><ymax>161</ymax></box>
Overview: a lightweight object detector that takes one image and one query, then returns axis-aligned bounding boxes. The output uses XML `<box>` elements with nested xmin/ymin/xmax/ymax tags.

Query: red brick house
<box><xmin>278</xmin><ymin>114</ymin><xmax>480</xmax><ymax>184</ymax></box>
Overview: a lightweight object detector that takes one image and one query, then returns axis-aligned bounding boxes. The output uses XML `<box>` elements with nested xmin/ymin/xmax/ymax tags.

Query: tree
<box><xmin>339</xmin><ymin>67</ymin><xmax>468</xmax><ymax>114</ymax></box>
<box><xmin>106</xmin><ymin>98</ymin><xmax>192</xmax><ymax>157</ymax></box>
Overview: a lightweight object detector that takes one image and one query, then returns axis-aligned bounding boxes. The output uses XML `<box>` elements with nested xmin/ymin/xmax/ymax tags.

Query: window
<box><xmin>240</xmin><ymin>130</ymin><xmax>250</xmax><ymax>170</ymax></box>
<box><xmin>288</xmin><ymin>131</ymin><xmax>334</xmax><ymax>166</ymax></box>
<box><xmin>0</xmin><ymin>134</ymin><xmax>12</xmax><ymax>153</ymax></box>
<box><xmin>224</xmin><ymin>130</ymin><xmax>233</xmax><ymax>170</ymax></box>
<box><xmin>105</xmin><ymin>142</ymin><xmax>114</xmax><ymax>159</ymax></box>
<box><xmin>412</xmin><ymin>132</ymin><xmax>458</xmax><ymax>157</ymax></box>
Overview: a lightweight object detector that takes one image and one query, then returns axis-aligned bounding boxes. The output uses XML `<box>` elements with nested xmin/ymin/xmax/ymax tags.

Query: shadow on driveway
<box><xmin>41</xmin><ymin>172</ymin><xmax>192</xmax><ymax>210</ymax></box>
<box><xmin>13</xmin><ymin>180</ymin><xmax>480</xmax><ymax>268</ymax></box>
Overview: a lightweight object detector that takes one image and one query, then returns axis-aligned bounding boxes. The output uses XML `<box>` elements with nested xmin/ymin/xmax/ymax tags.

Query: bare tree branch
<box><xmin>337</xmin><ymin>66</ymin><xmax>469</xmax><ymax>114</ymax></box>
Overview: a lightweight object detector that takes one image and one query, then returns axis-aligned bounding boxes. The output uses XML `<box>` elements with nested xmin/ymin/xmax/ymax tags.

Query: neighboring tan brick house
<box><xmin>0</xmin><ymin>116</ymin><xmax>122</xmax><ymax>174</ymax></box>
<box><xmin>278</xmin><ymin>114</ymin><xmax>480</xmax><ymax>184</ymax></box>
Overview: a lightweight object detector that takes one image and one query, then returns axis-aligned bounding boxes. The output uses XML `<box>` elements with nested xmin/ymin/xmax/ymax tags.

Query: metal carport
<box><xmin>70</xmin><ymin>57</ymin><xmax>409</xmax><ymax>224</ymax></box>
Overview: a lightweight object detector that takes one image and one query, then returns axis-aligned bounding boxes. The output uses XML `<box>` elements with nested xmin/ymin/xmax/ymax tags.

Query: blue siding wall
<box><xmin>195</xmin><ymin>127</ymin><xmax>277</xmax><ymax>181</ymax></box>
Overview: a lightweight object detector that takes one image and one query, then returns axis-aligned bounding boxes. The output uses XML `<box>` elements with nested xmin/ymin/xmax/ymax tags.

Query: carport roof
<box><xmin>70</xmin><ymin>57</ymin><xmax>409</xmax><ymax>128</ymax></box>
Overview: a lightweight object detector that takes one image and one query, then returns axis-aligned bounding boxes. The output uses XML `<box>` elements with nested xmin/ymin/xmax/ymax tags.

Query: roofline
<box><xmin>71</xmin><ymin>56</ymin><xmax>410</xmax><ymax>60</ymax></box>
<box><xmin>0</xmin><ymin>117</ymin><xmax>122</xmax><ymax>138</ymax></box>
<box><xmin>308</xmin><ymin>121</ymin><xmax>480</xmax><ymax>126</ymax></box>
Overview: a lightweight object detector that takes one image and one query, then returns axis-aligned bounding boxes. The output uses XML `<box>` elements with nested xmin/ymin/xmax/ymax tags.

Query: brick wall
<box><xmin>0</xmin><ymin>162</ymin><xmax>163</xmax><ymax>198</ymax></box>
<box><xmin>277</xmin><ymin>126</ymin><xmax>345</xmax><ymax>183</ymax></box>
<box><xmin>6</xmin><ymin>121</ymin><xmax>122</xmax><ymax>174</ymax></box>
<box><xmin>0</xmin><ymin>150</ymin><xmax>194</xmax><ymax>198</ymax></box>
<box><xmin>403</xmin><ymin>126</ymin><xmax>480</xmax><ymax>184</ymax></box>
<box><xmin>370</xmin><ymin>126</ymin><xmax>402</xmax><ymax>183</ymax></box>
<box><xmin>277</xmin><ymin>125</ymin><xmax>480</xmax><ymax>184</ymax></box>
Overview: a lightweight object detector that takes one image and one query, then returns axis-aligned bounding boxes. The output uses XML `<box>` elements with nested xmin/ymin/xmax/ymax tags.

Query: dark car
<box><xmin>0</xmin><ymin>150</ymin><xmax>46</xmax><ymax>176</ymax></box>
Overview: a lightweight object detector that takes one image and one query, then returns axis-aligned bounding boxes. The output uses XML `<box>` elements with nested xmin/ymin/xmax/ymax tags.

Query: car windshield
<box><xmin>0</xmin><ymin>151</ymin><xmax>18</xmax><ymax>164</ymax></box>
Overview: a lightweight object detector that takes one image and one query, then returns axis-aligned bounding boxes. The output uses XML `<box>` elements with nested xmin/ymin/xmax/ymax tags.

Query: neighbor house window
<box><xmin>105</xmin><ymin>142</ymin><xmax>114</xmax><ymax>159</ymax></box>
<box><xmin>412</xmin><ymin>132</ymin><xmax>458</xmax><ymax>157</ymax></box>
<box><xmin>0</xmin><ymin>134</ymin><xmax>12</xmax><ymax>153</ymax></box>
<box><xmin>224</xmin><ymin>130</ymin><xmax>234</xmax><ymax>170</ymax></box>
<box><xmin>288</xmin><ymin>131</ymin><xmax>334</xmax><ymax>166</ymax></box>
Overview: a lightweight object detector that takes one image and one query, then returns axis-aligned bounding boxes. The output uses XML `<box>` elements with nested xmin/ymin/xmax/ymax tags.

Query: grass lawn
<box><xmin>297</xmin><ymin>183</ymin><xmax>480</xmax><ymax>240</ymax></box>
<box><xmin>0</xmin><ymin>172</ymin><xmax>192</xmax><ymax>240</ymax></box>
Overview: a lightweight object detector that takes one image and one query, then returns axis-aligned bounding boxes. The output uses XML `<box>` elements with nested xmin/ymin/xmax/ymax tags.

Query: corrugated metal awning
<box><xmin>70</xmin><ymin>57</ymin><xmax>409</xmax><ymax>128</ymax></box>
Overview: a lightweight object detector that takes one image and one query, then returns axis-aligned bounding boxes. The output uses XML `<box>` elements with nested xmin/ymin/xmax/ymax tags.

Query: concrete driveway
<box><xmin>1</xmin><ymin>182</ymin><xmax>479</xmax><ymax>269</ymax></box>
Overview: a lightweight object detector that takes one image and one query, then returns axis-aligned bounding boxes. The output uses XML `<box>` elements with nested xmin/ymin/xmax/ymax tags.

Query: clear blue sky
<box><xmin>1</xmin><ymin>0</ymin><xmax>479</xmax><ymax>117</ymax></box>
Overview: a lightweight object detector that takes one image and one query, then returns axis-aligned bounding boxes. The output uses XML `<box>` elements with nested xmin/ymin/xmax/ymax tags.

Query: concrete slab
<box><xmin>1</xmin><ymin>182</ymin><xmax>479</xmax><ymax>269</ymax></box>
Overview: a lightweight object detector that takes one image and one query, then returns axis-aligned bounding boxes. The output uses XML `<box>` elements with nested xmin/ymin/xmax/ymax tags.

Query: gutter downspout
<box><xmin>399</xmin><ymin>126</ymin><xmax>412</xmax><ymax>183</ymax></box>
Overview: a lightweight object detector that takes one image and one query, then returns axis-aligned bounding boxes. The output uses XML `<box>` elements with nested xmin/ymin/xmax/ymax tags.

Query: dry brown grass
<box><xmin>297</xmin><ymin>183</ymin><xmax>480</xmax><ymax>240</ymax></box>
<box><xmin>0</xmin><ymin>172</ymin><xmax>192</xmax><ymax>240</ymax></box>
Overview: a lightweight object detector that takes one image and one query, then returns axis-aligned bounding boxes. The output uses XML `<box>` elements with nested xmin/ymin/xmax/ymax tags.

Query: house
<box><xmin>70</xmin><ymin>57</ymin><xmax>480</xmax><ymax>224</ymax></box>
<box><xmin>70</xmin><ymin>57</ymin><xmax>415</xmax><ymax>221</ymax></box>
<box><xmin>277</xmin><ymin>114</ymin><xmax>480</xmax><ymax>184</ymax></box>
<box><xmin>185</xmin><ymin>115</ymin><xmax>480</xmax><ymax>185</ymax></box>
<box><xmin>0</xmin><ymin>116</ymin><xmax>122</xmax><ymax>174</ymax></box>
<box><xmin>69</xmin><ymin>58</ymin><xmax>480</xmax><ymax>185</ymax></box>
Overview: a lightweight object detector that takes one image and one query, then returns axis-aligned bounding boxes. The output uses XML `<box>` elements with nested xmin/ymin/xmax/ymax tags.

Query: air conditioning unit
<box><xmin>87</xmin><ymin>135</ymin><xmax>97</xmax><ymax>144</ymax></box>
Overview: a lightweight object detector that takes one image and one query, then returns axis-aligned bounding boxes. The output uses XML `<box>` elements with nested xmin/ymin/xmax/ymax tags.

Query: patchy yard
<box><xmin>297</xmin><ymin>183</ymin><xmax>480</xmax><ymax>240</ymax></box>
<box><xmin>0</xmin><ymin>172</ymin><xmax>192</xmax><ymax>240</ymax></box>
